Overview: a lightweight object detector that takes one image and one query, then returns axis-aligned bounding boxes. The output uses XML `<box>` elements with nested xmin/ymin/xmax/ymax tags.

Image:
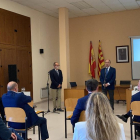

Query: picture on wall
<box><xmin>116</xmin><ymin>45</ymin><xmax>129</xmax><ymax>63</ymax></box>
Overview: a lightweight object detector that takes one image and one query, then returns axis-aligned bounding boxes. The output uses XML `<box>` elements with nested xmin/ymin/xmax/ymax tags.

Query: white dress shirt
<box><xmin>73</xmin><ymin>121</ymin><xmax>126</xmax><ymax>140</ymax></box>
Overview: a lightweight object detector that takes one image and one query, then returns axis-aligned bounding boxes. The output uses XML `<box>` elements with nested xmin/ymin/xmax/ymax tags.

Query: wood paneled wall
<box><xmin>0</xmin><ymin>8</ymin><xmax>33</xmax><ymax>97</ymax></box>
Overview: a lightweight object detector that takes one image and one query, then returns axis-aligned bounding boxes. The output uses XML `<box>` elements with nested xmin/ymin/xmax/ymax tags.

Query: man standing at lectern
<box><xmin>50</xmin><ymin>62</ymin><xmax>63</xmax><ymax>112</ymax></box>
<box><xmin>100</xmin><ymin>59</ymin><xmax>116</xmax><ymax>110</ymax></box>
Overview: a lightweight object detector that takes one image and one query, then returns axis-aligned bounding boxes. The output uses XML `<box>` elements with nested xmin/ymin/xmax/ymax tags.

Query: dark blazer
<box><xmin>100</xmin><ymin>67</ymin><xmax>116</xmax><ymax>90</ymax></box>
<box><xmin>0</xmin><ymin>117</ymin><xmax>11</xmax><ymax>140</ymax></box>
<box><xmin>2</xmin><ymin>91</ymin><xmax>39</xmax><ymax>129</ymax></box>
<box><xmin>50</xmin><ymin>69</ymin><xmax>63</xmax><ymax>89</ymax></box>
<box><xmin>71</xmin><ymin>93</ymin><xmax>91</xmax><ymax>126</ymax></box>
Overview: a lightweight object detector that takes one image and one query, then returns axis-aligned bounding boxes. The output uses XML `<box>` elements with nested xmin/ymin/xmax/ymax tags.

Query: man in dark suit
<box><xmin>71</xmin><ymin>79</ymin><xmax>99</xmax><ymax>127</ymax></box>
<box><xmin>117</xmin><ymin>81</ymin><xmax>140</xmax><ymax>136</ymax></box>
<box><xmin>0</xmin><ymin>117</ymin><xmax>24</xmax><ymax>140</ymax></box>
<box><xmin>2</xmin><ymin>81</ymin><xmax>49</xmax><ymax>140</ymax></box>
<box><xmin>50</xmin><ymin>62</ymin><xmax>63</xmax><ymax>112</ymax></box>
<box><xmin>100</xmin><ymin>59</ymin><xmax>116</xmax><ymax>110</ymax></box>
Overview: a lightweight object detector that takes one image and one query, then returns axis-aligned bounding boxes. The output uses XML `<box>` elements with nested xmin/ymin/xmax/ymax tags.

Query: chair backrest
<box><xmin>120</xmin><ymin>80</ymin><xmax>131</xmax><ymax>85</ymax></box>
<box><xmin>79</xmin><ymin>111</ymin><xmax>85</xmax><ymax>122</ymax></box>
<box><xmin>5</xmin><ymin>107</ymin><xmax>26</xmax><ymax>123</ymax></box>
<box><xmin>70</xmin><ymin>82</ymin><xmax>77</xmax><ymax>87</ymax></box>
<box><xmin>65</xmin><ymin>98</ymin><xmax>78</xmax><ymax>111</ymax></box>
<box><xmin>28</xmin><ymin>101</ymin><xmax>33</xmax><ymax>108</ymax></box>
<box><xmin>131</xmin><ymin>101</ymin><xmax>140</xmax><ymax>116</ymax></box>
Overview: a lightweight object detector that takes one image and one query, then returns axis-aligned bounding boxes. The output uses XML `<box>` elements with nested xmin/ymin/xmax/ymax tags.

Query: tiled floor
<box><xmin>27</xmin><ymin>100</ymin><xmax>140</xmax><ymax>140</ymax></box>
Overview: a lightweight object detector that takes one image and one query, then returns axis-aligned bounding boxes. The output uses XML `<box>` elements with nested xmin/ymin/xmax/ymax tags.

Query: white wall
<box><xmin>0</xmin><ymin>0</ymin><xmax>59</xmax><ymax>103</ymax></box>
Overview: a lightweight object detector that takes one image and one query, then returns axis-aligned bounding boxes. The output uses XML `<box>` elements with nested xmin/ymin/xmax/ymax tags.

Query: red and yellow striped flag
<box><xmin>89</xmin><ymin>41</ymin><xmax>96</xmax><ymax>78</ymax></box>
<box><xmin>98</xmin><ymin>41</ymin><xmax>105</xmax><ymax>77</ymax></box>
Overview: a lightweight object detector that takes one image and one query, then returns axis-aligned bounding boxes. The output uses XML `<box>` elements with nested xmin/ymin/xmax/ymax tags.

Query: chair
<box><xmin>69</xmin><ymin>82</ymin><xmax>77</xmax><ymax>87</ymax></box>
<box><xmin>28</xmin><ymin>101</ymin><xmax>44</xmax><ymax>117</ymax></box>
<box><xmin>65</xmin><ymin>98</ymin><xmax>78</xmax><ymax>138</ymax></box>
<box><xmin>5</xmin><ymin>107</ymin><xmax>41</xmax><ymax>140</ymax></box>
<box><xmin>79</xmin><ymin>111</ymin><xmax>85</xmax><ymax>122</ymax></box>
<box><xmin>130</xmin><ymin>101</ymin><xmax>140</xmax><ymax>140</ymax></box>
<box><xmin>28</xmin><ymin>101</ymin><xmax>44</xmax><ymax>134</ymax></box>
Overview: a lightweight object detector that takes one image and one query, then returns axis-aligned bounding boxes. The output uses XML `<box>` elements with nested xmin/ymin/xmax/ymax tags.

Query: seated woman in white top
<box><xmin>73</xmin><ymin>92</ymin><xmax>126</xmax><ymax>140</ymax></box>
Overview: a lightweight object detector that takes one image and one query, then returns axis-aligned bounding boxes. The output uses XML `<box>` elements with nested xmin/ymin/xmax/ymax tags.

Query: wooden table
<box><xmin>64</xmin><ymin>85</ymin><xmax>130</xmax><ymax>102</ymax></box>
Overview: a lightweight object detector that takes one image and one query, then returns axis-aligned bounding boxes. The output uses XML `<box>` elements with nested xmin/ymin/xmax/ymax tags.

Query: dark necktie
<box><xmin>106</xmin><ymin>68</ymin><xmax>108</xmax><ymax>76</ymax></box>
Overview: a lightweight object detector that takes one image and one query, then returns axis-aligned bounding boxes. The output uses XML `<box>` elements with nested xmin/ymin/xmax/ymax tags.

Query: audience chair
<box><xmin>130</xmin><ymin>101</ymin><xmax>140</xmax><ymax>140</ymax></box>
<box><xmin>69</xmin><ymin>82</ymin><xmax>77</xmax><ymax>87</ymax></box>
<box><xmin>78</xmin><ymin>111</ymin><xmax>85</xmax><ymax>122</ymax></box>
<box><xmin>65</xmin><ymin>98</ymin><xmax>78</xmax><ymax>138</ymax></box>
<box><xmin>28</xmin><ymin>101</ymin><xmax>44</xmax><ymax>134</ymax></box>
<box><xmin>5</xmin><ymin>107</ymin><xmax>41</xmax><ymax>140</ymax></box>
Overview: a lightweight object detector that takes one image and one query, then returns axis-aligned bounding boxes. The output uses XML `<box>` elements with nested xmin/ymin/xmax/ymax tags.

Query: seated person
<box><xmin>117</xmin><ymin>80</ymin><xmax>140</xmax><ymax>136</ymax></box>
<box><xmin>2</xmin><ymin>81</ymin><xmax>49</xmax><ymax>140</ymax></box>
<box><xmin>73</xmin><ymin>92</ymin><xmax>125</xmax><ymax>140</ymax></box>
<box><xmin>0</xmin><ymin>97</ymin><xmax>5</xmax><ymax>122</ymax></box>
<box><xmin>0</xmin><ymin>117</ymin><xmax>23</xmax><ymax>140</ymax></box>
<box><xmin>71</xmin><ymin>79</ymin><xmax>98</xmax><ymax>127</ymax></box>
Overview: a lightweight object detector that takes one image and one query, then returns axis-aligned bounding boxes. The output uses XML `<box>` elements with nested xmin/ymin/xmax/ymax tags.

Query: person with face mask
<box><xmin>50</xmin><ymin>62</ymin><xmax>63</xmax><ymax>112</ymax></box>
<box><xmin>100</xmin><ymin>59</ymin><xmax>116</xmax><ymax>110</ymax></box>
<box><xmin>117</xmin><ymin>80</ymin><xmax>140</xmax><ymax>136</ymax></box>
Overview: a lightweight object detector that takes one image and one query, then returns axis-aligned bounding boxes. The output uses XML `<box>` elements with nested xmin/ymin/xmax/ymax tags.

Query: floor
<box><xmin>27</xmin><ymin>100</ymin><xmax>140</xmax><ymax>140</ymax></box>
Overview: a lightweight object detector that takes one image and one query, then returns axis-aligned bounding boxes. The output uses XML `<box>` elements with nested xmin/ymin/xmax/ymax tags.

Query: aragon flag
<box><xmin>89</xmin><ymin>41</ymin><xmax>96</xmax><ymax>78</ymax></box>
<box><xmin>98</xmin><ymin>40</ymin><xmax>105</xmax><ymax>77</ymax></box>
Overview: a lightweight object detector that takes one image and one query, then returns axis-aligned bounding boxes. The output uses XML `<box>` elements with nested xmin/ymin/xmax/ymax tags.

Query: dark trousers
<box><xmin>102</xmin><ymin>89</ymin><xmax>114</xmax><ymax>110</ymax></box>
<box><xmin>22</xmin><ymin>117</ymin><xmax>49</xmax><ymax>140</ymax></box>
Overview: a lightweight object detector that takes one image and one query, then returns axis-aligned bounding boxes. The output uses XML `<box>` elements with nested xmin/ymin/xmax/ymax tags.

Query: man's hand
<box><xmin>105</xmin><ymin>83</ymin><xmax>109</xmax><ymax>87</ymax></box>
<box><xmin>57</xmin><ymin>84</ymin><xmax>61</xmax><ymax>88</ymax></box>
<box><xmin>11</xmin><ymin>133</ymin><xmax>17</xmax><ymax>140</ymax></box>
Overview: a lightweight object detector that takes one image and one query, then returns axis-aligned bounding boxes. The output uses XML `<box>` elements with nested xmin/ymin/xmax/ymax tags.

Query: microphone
<box><xmin>48</xmin><ymin>71</ymin><xmax>50</xmax><ymax>74</ymax></box>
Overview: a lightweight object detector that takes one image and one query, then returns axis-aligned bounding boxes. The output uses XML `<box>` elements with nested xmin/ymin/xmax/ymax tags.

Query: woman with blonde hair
<box><xmin>73</xmin><ymin>92</ymin><xmax>125</xmax><ymax>140</ymax></box>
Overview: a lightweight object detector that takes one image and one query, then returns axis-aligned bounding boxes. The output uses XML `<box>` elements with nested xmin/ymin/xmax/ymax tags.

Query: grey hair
<box><xmin>7</xmin><ymin>82</ymin><xmax>17</xmax><ymax>91</ymax></box>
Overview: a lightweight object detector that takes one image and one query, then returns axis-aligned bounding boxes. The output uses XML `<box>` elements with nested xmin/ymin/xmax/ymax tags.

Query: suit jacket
<box><xmin>71</xmin><ymin>93</ymin><xmax>91</xmax><ymax>127</ymax></box>
<box><xmin>100</xmin><ymin>67</ymin><xmax>116</xmax><ymax>90</ymax></box>
<box><xmin>0</xmin><ymin>117</ymin><xmax>11</xmax><ymax>140</ymax></box>
<box><xmin>73</xmin><ymin>122</ymin><xmax>125</xmax><ymax>140</ymax></box>
<box><xmin>50</xmin><ymin>69</ymin><xmax>63</xmax><ymax>89</ymax></box>
<box><xmin>2</xmin><ymin>91</ymin><xmax>39</xmax><ymax>129</ymax></box>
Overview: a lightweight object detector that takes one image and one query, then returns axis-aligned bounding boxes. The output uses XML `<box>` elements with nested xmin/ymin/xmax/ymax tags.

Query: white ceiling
<box><xmin>10</xmin><ymin>0</ymin><xmax>140</xmax><ymax>18</ymax></box>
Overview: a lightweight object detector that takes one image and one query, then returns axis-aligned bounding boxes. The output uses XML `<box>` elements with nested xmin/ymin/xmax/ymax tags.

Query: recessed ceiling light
<box><xmin>70</xmin><ymin>1</ymin><xmax>92</xmax><ymax>10</ymax></box>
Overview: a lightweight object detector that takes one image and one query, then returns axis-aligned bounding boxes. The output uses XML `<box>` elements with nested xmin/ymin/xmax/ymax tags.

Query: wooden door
<box><xmin>0</xmin><ymin>48</ymin><xmax>5</xmax><ymax>96</ymax></box>
<box><xmin>0</xmin><ymin>9</ymin><xmax>14</xmax><ymax>45</ymax></box>
<box><xmin>14</xmin><ymin>14</ymin><xmax>31</xmax><ymax>47</ymax></box>
<box><xmin>0</xmin><ymin>9</ymin><xmax>6</xmax><ymax>44</ymax></box>
<box><xmin>16</xmin><ymin>49</ymin><xmax>32</xmax><ymax>96</ymax></box>
<box><xmin>0</xmin><ymin>47</ymin><xmax>16</xmax><ymax>95</ymax></box>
